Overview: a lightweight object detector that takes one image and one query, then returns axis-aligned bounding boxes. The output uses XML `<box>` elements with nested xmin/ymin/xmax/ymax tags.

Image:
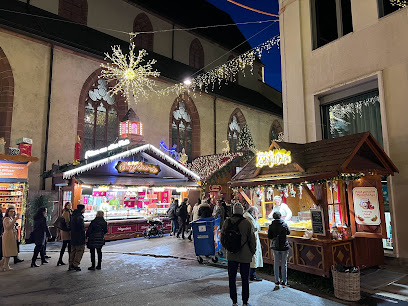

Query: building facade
<box><xmin>0</xmin><ymin>1</ymin><xmax>282</xmax><ymax>191</ymax></box>
<box><xmin>279</xmin><ymin>0</ymin><xmax>408</xmax><ymax>261</ymax></box>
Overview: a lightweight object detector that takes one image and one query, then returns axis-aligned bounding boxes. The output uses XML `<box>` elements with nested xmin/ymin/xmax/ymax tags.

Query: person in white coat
<box><xmin>244</xmin><ymin>206</ymin><xmax>263</xmax><ymax>281</ymax></box>
<box><xmin>267</xmin><ymin>195</ymin><xmax>292</xmax><ymax>222</ymax></box>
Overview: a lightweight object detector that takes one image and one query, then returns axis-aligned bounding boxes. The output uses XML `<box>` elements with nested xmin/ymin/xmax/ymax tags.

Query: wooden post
<box><xmin>261</xmin><ymin>186</ymin><xmax>266</xmax><ymax>218</ymax></box>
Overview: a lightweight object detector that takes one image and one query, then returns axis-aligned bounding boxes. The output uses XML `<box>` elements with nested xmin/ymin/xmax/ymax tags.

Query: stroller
<box><xmin>143</xmin><ymin>219</ymin><xmax>165</xmax><ymax>239</ymax></box>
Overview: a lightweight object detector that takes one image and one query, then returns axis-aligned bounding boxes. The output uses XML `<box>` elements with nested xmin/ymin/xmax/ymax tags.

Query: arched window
<box><xmin>0</xmin><ymin>47</ymin><xmax>14</xmax><ymax>149</ymax></box>
<box><xmin>59</xmin><ymin>0</ymin><xmax>88</xmax><ymax>25</ymax></box>
<box><xmin>189</xmin><ymin>39</ymin><xmax>204</xmax><ymax>69</ymax></box>
<box><xmin>77</xmin><ymin>69</ymin><xmax>127</xmax><ymax>157</ymax></box>
<box><xmin>133</xmin><ymin>13</ymin><xmax>154</xmax><ymax>51</ymax></box>
<box><xmin>270</xmin><ymin>120</ymin><xmax>283</xmax><ymax>144</ymax></box>
<box><xmin>170</xmin><ymin>93</ymin><xmax>200</xmax><ymax>160</ymax></box>
<box><xmin>227</xmin><ymin>55</ymin><xmax>238</xmax><ymax>83</ymax></box>
<box><xmin>227</xmin><ymin>108</ymin><xmax>246</xmax><ymax>152</ymax></box>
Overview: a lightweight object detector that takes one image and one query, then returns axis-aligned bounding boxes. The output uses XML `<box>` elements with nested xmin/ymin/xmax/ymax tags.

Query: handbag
<box><xmin>53</xmin><ymin>216</ymin><xmax>69</xmax><ymax>232</ymax></box>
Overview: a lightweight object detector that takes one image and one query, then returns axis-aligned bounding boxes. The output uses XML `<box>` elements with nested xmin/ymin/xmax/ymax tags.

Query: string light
<box><xmin>390</xmin><ymin>0</ymin><xmax>407</xmax><ymax>7</ymax></box>
<box><xmin>100</xmin><ymin>43</ymin><xmax>160</xmax><ymax>101</ymax></box>
<box><xmin>157</xmin><ymin>36</ymin><xmax>280</xmax><ymax>96</ymax></box>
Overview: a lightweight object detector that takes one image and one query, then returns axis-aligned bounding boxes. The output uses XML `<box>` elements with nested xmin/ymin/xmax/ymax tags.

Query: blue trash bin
<box><xmin>191</xmin><ymin>217</ymin><xmax>219</xmax><ymax>263</ymax></box>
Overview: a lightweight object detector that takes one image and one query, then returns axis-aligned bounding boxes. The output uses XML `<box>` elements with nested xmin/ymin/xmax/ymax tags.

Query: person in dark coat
<box><xmin>69</xmin><ymin>204</ymin><xmax>86</xmax><ymax>271</ymax></box>
<box><xmin>31</xmin><ymin>207</ymin><xmax>51</xmax><ymax>267</ymax></box>
<box><xmin>197</xmin><ymin>200</ymin><xmax>212</xmax><ymax>219</ymax></box>
<box><xmin>176</xmin><ymin>198</ymin><xmax>188</xmax><ymax>239</ymax></box>
<box><xmin>86</xmin><ymin>210</ymin><xmax>108</xmax><ymax>270</ymax></box>
<box><xmin>166</xmin><ymin>198</ymin><xmax>179</xmax><ymax>236</ymax></box>
<box><xmin>268</xmin><ymin>211</ymin><xmax>291</xmax><ymax>289</ymax></box>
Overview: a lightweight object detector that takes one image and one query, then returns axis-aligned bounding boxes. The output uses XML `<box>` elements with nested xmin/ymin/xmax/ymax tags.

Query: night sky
<box><xmin>206</xmin><ymin>0</ymin><xmax>281</xmax><ymax>91</ymax></box>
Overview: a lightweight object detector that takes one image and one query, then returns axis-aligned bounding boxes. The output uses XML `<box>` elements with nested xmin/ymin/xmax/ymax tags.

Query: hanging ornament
<box><xmin>100</xmin><ymin>42</ymin><xmax>160</xmax><ymax>101</ymax></box>
<box><xmin>290</xmin><ymin>184</ymin><xmax>296</xmax><ymax>197</ymax></box>
<box><xmin>266</xmin><ymin>187</ymin><xmax>274</xmax><ymax>201</ymax></box>
<box><xmin>283</xmin><ymin>186</ymin><xmax>289</xmax><ymax>198</ymax></box>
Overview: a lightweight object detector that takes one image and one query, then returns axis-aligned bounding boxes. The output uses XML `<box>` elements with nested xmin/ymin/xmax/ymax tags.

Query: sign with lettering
<box><xmin>0</xmin><ymin>163</ymin><xmax>28</xmax><ymax>179</ymax></box>
<box><xmin>256</xmin><ymin>149</ymin><xmax>292</xmax><ymax>168</ymax></box>
<box><xmin>352</xmin><ymin>187</ymin><xmax>380</xmax><ymax>226</ymax></box>
<box><xmin>310</xmin><ymin>208</ymin><xmax>325</xmax><ymax>236</ymax></box>
<box><xmin>110</xmin><ymin>225</ymin><xmax>138</xmax><ymax>234</ymax></box>
<box><xmin>115</xmin><ymin>161</ymin><xmax>161</xmax><ymax>175</ymax></box>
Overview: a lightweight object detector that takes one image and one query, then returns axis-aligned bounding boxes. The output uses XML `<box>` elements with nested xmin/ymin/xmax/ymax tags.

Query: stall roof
<box><xmin>230</xmin><ymin>132</ymin><xmax>399</xmax><ymax>187</ymax></box>
<box><xmin>57</xmin><ymin>144</ymin><xmax>200</xmax><ymax>184</ymax></box>
<box><xmin>188</xmin><ymin>151</ymin><xmax>245</xmax><ymax>181</ymax></box>
<box><xmin>0</xmin><ymin>154</ymin><xmax>39</xmax><ymax>163</ymax></box>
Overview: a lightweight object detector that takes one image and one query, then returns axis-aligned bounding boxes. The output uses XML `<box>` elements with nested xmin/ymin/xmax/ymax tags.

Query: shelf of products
<box><xmin>0</xmin><ymin>183</ymin><xmax>25</xmax><ymax>211</ymax></box>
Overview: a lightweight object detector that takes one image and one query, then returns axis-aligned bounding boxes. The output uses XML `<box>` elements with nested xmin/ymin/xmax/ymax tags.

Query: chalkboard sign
<box><xmin>310</xmin><ymin>208</ymin><xmax>326</xmax><ymax>236</ymax></box>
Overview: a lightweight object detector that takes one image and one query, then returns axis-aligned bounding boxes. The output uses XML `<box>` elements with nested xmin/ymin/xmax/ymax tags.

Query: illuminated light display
<box><xmin>115</xmin><ymin>161</ymin><xmax>161</xmax><ymax>175</ymax></box>
<box><xmin>256</xmin><ymin>149</ymin><xmax>292</xmax><ymax>168</ymax></box>
<box><xmin>85</xmin><ymin>139</ymin><xmax>130</xmax><ymax>159</ymax></box>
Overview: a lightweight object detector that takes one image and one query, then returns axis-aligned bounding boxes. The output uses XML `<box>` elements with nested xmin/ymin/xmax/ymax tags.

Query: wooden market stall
<box><xmin>229</xmin><ymin>132</ymin><xmax>398</xmax><ymax>277</ymax></box>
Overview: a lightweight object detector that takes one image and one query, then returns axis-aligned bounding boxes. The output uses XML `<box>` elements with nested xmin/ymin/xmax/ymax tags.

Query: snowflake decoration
<box><xmin>100</xmin><ymin>43</ymin><xmax>160</xmax><ymax>101</ymax></box>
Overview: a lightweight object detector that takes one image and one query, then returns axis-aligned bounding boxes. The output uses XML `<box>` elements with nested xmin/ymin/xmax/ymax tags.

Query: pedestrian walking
<box><xmin>221</xmin><ymin>203</ymin><xmax>256</xmax><ymax>306</ymax></box>
<box><xmin>213</xmin><ymin>199</ymin><xmax>226</xmax><ymax>227</ymax></box>
<box><xmin>167</xmin><ymin>198</ymin><xmax>179</xmax><ymax>236</ymax></box>
<box><xmin>1</xmin><ymin>205</ymin><xmax>19</xmax><ymax>271</ymax></box>
<box><xmin>187</xmin><ymin>199</ymin><xmax>200</xmax><ymax>241</ymax></box>
<box><xmin>31</xmin><ymin>207</ymin><xmax>51</xmax><ymax>267</ymax></box>
<box><xmin>197</xmin><ymin>199</ymin><xmax>212</xmax><ymax>219</ymax></box>
<box><xmin>244</xmin><ymin>206</ymin><xmax>263</xmax><ymax>281</ymax></box>
<box><xmin>69</xmin><ymin>204</ymin><xmax>86</xmax><ymax>271</ymax></box>
<box><xmin>57</xmin><ymin>202</ymin><xmax>72</xmax><ymax>266</ymax></box>
<box><xmin>268</xmin><ymin>211</ymin><xmax>291</xmax><ymax>289</ymax></box>
<box><xmin>176</xmin><ymin>198</ymin><xmax>188</xmax><ymax>239</ymax></box>
<box><xmin>86</xmin><ymin>210</ymin><xmax>108</xmax><ymax>270</ymax></box>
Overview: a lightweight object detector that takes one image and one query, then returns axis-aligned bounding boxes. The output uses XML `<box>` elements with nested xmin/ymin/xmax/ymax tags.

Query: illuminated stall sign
<box><xmin>0</xmin><ymin>163</ymin><xmax>28</xmax><ymax>179</ymax></box>
<box><xmin>256</xmin><ymin>149</ymin><xmax>292</xmax><ymax>168</ymax></box>
<box><xmin>115</xmin><ymin>161</ymin><xmax>161</xmax><ymax>175</ymax></box>
<box><xmin>85</xmin><ymin>139</ymin><xmax>130</xmax><ymax>159</ymax></box>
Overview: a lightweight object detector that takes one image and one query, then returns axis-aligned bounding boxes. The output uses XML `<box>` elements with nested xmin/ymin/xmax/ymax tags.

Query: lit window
<box><xmin>227</xmin><ymin>109</ymin><xmax>246</xmax><ymax>152</ymax></box>
<box><xmin>171</xmin><ymin>100</ymin><xmax>193</xmax><ymax>159</ymax></box>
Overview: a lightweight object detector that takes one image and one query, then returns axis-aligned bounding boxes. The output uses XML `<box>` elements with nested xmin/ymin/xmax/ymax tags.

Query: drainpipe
<box><xmin>42</xmin><ymin>44</ymin><xmax>54</xmax><ymax>190</ymax></box>
<box><xmin>213</xmin><ymin>96</ymin><xmax>217</xmax><ymax>154</ymax></box>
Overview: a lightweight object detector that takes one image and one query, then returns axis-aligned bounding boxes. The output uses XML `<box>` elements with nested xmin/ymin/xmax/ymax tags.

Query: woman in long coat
<box><xmin>244</xmin><ymin>206</ymin><xmax>263</xmax><ymax>281</ymax></box>
<box><xmin>31</xmin><ymin>207</ymin><xmax>51</xmax><ymax>267</ymax></box>
<box><xmin>1</xmin><ymin>205</ymin><xmax>19</xmax><ymax>271</ymax></box>
<box><xmin>57</xmin><ymin>202</ymin><xmax>72</xmax><ymax>266</ymax></box>
<box><xmin>86</xmin><ymin>210</ymin><xmax>108</xmax><ymax>270</ymax></box>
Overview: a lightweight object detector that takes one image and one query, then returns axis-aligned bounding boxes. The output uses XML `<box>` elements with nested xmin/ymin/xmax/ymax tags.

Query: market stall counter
<box><xmin>229</xmin><ymin>132</ymin><xmax>398</xmax><ymax>277</ymax></box>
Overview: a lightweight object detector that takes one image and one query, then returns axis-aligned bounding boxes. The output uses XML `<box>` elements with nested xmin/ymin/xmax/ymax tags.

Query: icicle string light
<box><xmin>100</xmin><ymin>43</ymin><xmax>160</xmax><ymax>101</ymax></box>
<box><xmin>157</xmin><ymin>35</ymin><xmax>280</xmax><ymax>97</ymax></box>
<box><xmin>390</xmin><ymin>0</ymin><xmax>407</xmax><ymax>7</ymax></box>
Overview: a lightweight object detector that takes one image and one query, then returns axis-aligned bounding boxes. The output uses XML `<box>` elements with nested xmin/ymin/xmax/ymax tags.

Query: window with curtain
<box><xmin>133</xmin><ymin>13</ymin><xmax>154</xmax><ymax>51</ymax></box>
<box><xmin>321</xmin><ymin>90</ymin><xmax>383</xmax><ymax>147</ymax></box>
<box><xmin>83</xmin><ymin>79</ymin><xmax>118</xmax><ymax>155</ymax></box>
<box><xmin>228</xmin><ymin>116</ymin><xmax>241</xmax><ymax>153</ymax></box>
<box><xmin>189</xmin><ymin>39</ymin><xmax>204</xmax><ymax>69</ymax></box>
<box><xmin>172</xmin><ymin>101</ymin><xmax>193</xmax><ymax>159</ymax></box>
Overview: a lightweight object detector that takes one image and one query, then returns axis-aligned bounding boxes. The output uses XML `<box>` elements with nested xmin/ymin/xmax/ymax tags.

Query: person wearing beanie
<box><xmin>221</xmin><ymin>203</ymin><xmax>256</xmax><ymax>306</ymax></box>
<box><xmin>69</xmin><ymin>204</ymin><xmax>86</xmax><ymax>271</ymax></box>
<box><xmin>268</xmin><ymin>211</ymin><xmax>291</xmax><ymax>289</ymax></box>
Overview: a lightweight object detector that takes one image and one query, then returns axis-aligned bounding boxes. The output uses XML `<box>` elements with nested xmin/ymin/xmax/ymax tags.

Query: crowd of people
<box><xmin>1</xmin><ymin>196</ymin><xmax>292</xmax><ymax>306</ymax></box>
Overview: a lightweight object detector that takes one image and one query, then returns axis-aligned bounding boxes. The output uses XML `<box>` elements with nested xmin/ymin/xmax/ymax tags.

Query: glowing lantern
<box><xmin>119</xmin><ymin>108</ymin><xmax>144</xmax><ymax>145</ymax></box>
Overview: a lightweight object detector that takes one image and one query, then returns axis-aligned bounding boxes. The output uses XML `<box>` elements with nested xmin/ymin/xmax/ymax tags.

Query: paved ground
<box><xmin>0</xmin><ymin>236</ymin><xmax>406</xmax><ymax>305</ymax></box>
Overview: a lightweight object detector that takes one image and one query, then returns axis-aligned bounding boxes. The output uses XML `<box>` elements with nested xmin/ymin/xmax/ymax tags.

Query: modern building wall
<box><xmin>279</xmin><ymin>0</ymin><xmax>408</xmax><ymax>260</ymax></box>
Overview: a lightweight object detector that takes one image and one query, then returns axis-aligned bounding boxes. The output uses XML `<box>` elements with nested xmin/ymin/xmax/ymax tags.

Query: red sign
<box><xmin>92</xmin><ymin>191</ymin><xmax>106</xmax><ymax>197</ymax></box>
<box><xmin>0</xmin><ymin>163</ymin><xmax>28</xmax><ymax>179</ymax></box>
<box><xmin>138</xmin><ymin>224</ymin><xmax>150</xmax><ymax>231</ymax></box>
<box><xmin>115</xmin><ymin>161</ymin><xmax>161</xmax><ymax>175</ymax></box>
<box><xmin>110</xmin><ymin>225</ymin><xmax>138</xmax><ymax>234</ymax></box>
<box><xmin>163</xmin><ymin>222</ymin><xmax>171</xmax><ymax>229</ymax></box>
<box><xmin>209</xmin><ymin>185</ymin><xmax>222</xmax><ymax>192</ymax></box>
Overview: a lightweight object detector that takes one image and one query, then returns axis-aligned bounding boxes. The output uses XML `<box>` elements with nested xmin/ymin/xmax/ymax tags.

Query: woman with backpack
<box><xmin>86</xmin><ymin>210</ymin><xmax>108</xmax><ymax>270</ymax></box>
<box><xmin>57</xmin><ymin>202</ymin><xmax>72</xmax><ymax>266</ymax></box>
<box><xmin>268</xmin><ymin>211</ymin><xmax>291</xmax><ymax>289</ymax></box>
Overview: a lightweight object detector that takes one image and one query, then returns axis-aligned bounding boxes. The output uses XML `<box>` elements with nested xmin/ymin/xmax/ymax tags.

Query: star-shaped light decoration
<box><xmin>100</xmin><ymin>43</ymin><xmax>160</xmax><ymax>101</ymax></box>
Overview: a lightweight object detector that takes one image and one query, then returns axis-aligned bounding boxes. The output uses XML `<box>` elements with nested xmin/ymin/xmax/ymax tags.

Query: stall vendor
<box><xmin>267</xmin><ymin>196</ymin><xmax>292</xmax><ymax>221</ymax></box>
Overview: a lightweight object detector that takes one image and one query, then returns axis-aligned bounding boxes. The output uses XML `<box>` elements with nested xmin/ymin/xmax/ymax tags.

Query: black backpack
<box><xmin>221</xmin><ymin>217</ymin><xmax>246</xmax><ymax>253</ymax></box>
<box><xmin>175</xmin><ymin>205</ymin><xmax>182</xmax><ymax>217</ymax></box>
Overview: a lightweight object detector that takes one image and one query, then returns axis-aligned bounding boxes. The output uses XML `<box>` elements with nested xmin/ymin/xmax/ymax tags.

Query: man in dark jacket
<box><xmin>167</xmin><ymin>198</ymin><xmax>179</xmax><ymax>236</ymax></box>
<box><xmin>197</xmin><ymin>200</ymin><xmax>212</xmax><ymax>219</ymax></box>
<box><xmin>268</xmin><ymin>211</ymin><xmax>291</xmax><ymax>288</ymax></box>
<box><xmin>221</xmin><ymin>203</ymin><xmax>256</xmax><ymax>306</ymax></box>
<box><xmin>69</xmin><ymin>204</ymin><xmax>86</xmax><ymax>271</ymax></box>
<box><xmin>176</xmin><ymin>198</ymin><xmax>188</xmax><ymax>239</ymax></box>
